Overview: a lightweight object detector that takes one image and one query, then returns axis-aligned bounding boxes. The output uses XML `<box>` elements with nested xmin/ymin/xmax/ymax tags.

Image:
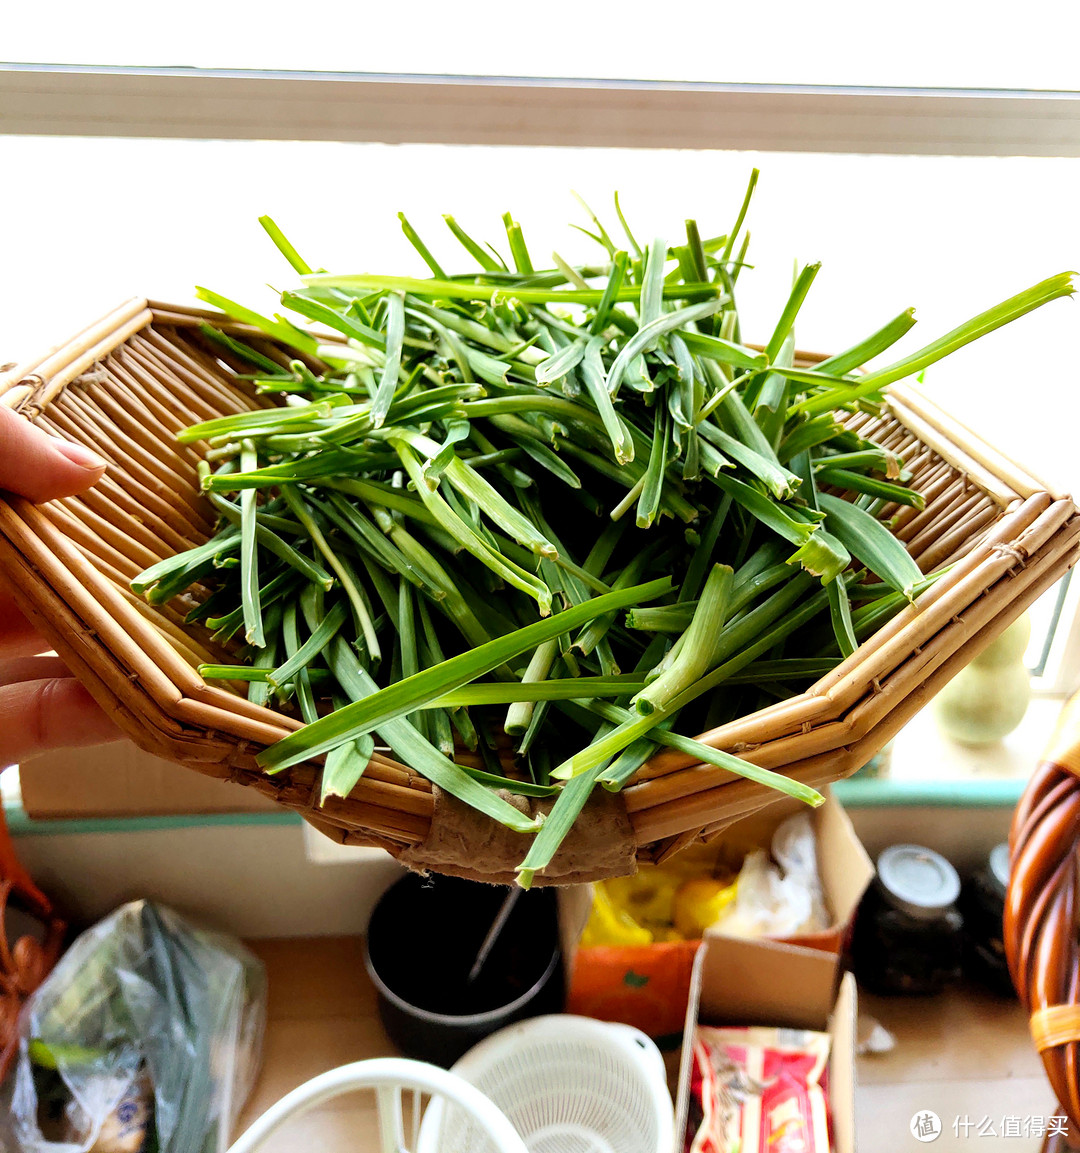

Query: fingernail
<box><xmin>55</xmin><ymin>440</ymin><xmax>107</xmax><ymax>472</ymax></box>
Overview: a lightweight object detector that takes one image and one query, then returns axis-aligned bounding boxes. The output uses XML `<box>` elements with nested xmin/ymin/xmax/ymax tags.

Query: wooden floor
<box><xmin>857</xmin><ymin>986</ymin><xmax>1058</xmax><ymax>1151</ymax></box>
<box><xmin>238</xmin><ymin>938</ymin><xmax>394</xmax><ymax>1151</ymax></box>
<box><xmin>239</xmin><ymin>937</ymin><xmax>1061</xmax><ymax>1152</ymax></box>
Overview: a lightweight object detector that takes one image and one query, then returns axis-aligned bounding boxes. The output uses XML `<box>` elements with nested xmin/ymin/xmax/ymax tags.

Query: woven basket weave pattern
<box><xmin>1</xmin><ymin>301</ymin><xmax>1077</xmax><ymax>876</ymax></box>
<box><xmin>1007</xmin><ymin>740</ymin><xmax>1080</xmax><ymax>1133</ymax></box>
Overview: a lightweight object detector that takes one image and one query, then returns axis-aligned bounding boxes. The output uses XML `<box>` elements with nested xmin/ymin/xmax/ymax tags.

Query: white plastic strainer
<box><xmin>417</xmin><ymin>1014</ymin><xmax>674</xmax><ymax>1153</ymax></box>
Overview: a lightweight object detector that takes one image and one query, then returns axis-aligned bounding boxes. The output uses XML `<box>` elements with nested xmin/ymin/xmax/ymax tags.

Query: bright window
<box><xmin>6</xmin><ymin>0</ymin><xmax>1080</xmax><ymax>90</ymax></box>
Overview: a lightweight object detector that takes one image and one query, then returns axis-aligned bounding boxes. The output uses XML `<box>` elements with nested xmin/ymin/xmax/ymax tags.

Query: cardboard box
<box><xmin>675</xmin><ymin>937</ymin><xmax>858</xmax><ymax>1153</ymax></box>
<box><xmin>567</xmin><ymin>789</ymin><xmax>873</xmax><ymax>1038</ymax></box>
<box><xmin>19</xmin><ymin>740</ymin><xmax>279</xmax><ymax>819</ymax></box>
<box><xmin>719</xmin><ymin>788</ymin><xmax>875</xmax><ymax>955</ymax></box>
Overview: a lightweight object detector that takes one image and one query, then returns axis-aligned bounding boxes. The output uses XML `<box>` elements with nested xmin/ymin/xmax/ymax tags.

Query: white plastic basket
<box><xmin>417</xmin><ymin>1015</ymin><xmax>675</xmax><ymax>1153</ymax></box>
<box><xmin>227</xmin><ymin>1057</ymin><xmax>530</xmax><ymax>1153</ymax></box>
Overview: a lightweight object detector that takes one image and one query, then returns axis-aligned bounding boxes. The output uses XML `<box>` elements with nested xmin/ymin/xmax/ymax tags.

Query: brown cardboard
<box><xmin>675</xmin><ymin>939</ymin><xmax>858</xmax><ymax>1153</ymax></box>
<box><xmin>696</xmin><ymin>934</ymin><xmax>841</xmax><ymax>1031</ymax></box>
<box><xmin>19</xmin><ymin>740</ymin><xmax>279</xmax><ymax>819</ymax></box>
<box><xmin>567</xmin><ymin>788</ymin><xmax>872</xmax><ymax>1038</ymax></box>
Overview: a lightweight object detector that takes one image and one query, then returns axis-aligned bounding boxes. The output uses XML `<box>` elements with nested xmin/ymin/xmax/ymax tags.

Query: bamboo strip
<box><xmin>180</xmin><ymin>325</ymin><xmax>292</xmax><ymax>378</ymax></box>
<box><xmin>81</xmin><ymin>375</ymin><xmax>204</xmax><ymax>488</ymax></box>
<box><xmin>0</xmin><ymin>501</ymin><xmax>198</xmax><ymax>706</ymax></box>
<box><xmin>307</xmin><ymin>817</ymin><xmax>414</xmax><ymax>854</ymax></box>
<box><xmin>1</xmin><ymin>385</ymin><xmax>34</xmax><ymax>410</ymax></box>
<box><xmin>199</xmin><ymin>725</ymin><xmax>422</xmax><ymax>797</ymax></box>
<box><xmin>653</xmin><ymin>829</ymin><xmax>701</xmax><ymax>865</ymax></box>
<box><xmin>905</xmin><ymin>490</ymin><xmax>987</xmax><ymax>559</ymax></box>
<box><xmin>67</xmin><ymin>476</ymin><xmax>194</xmax><ymax>558</ymax></box>
<box><xmin>104</xmin><ymin>352</ymin><xmax>209</xmax><ymax>462</ymax></box>
<box><xmin>895</xmin><ymin>476</ymin><xmax>974</xmax><ymax>543</ymax></box>
<box><xmin>45</xmin><ymin>395</ymin><xmax>191</xmax><ymax>504</ymax></box>
<box><xmin>301</xmin><ymin>801</ymin><xmax>430</xmax><ymax>842</ymax></box>
<box><xmin>135</xmin><ymin>329</ymin><xmax>255</xmax><ymax>411</ymax></box>
<box><xmin>816</xmin><ymin>494</ymin><xmax>1053</xmax><ymax>685</ymax></box>
<box><xmin>147</xmin><ymin>302</ymin><xmax>279</xmax><ymax>338</ymax></box>
<box><xmin>11</xmin><ymin>312</ymin><xmax>154</xmax><ymax>415</ymax></box>
<box><xmin>891</xmin><ymin>381</ymin><xmax>1056</xmax><ymax>501</ymax></box>
<box><xmin>143</xmin><ymin>597</ymin><xmax>228</xmax><ymax>653</ymax></box>
<box><xmin>171</xmin><ymin>696</ymin><xmax>301</xmax><ymax>749</ymax></box>
<box><xmin>699</xmin><ymin>820</ymin><xmax>735</xmax><ymax>844</ymax></box>
<box><xmin>96</xmin><ymin>467</ymin><xmax>207</xmax><ymax>549</ymax></box>
<box><xmin>268</xmin><ymin>750</ymin><xmax>430</xmax><ymax>795</ymax></box>
<box><xmin>0</xmin><ymin>532</ymin><xmax>191</xmax><ymax>744</ymax></box>
<box><xmin>898</xmin><ymin>444</ymin><xmax>937</xmax><ymax>480</ymax></box>
<box><xmin>145</xmin><ymin>302</ymin><xmax>332</xmax><ymax>374</ymax></box>
<box><xmin>180</xmin><ymin>680</ymin><xmax>304</xmax><ymax>733</ymax></box>
<box><xmin>318</xmin><ymin>777</ymin><xmax>433</xmax><ymax>820</ymax></box>
<box><xmin>120</xmin><ymin>340</ymin><xmax>234</xmax><ymax>428</ymax></box>
<box><xmin>0</xmin><ymin>298</ymin><xmax>148</xmax><ymax>398</ymax></box>
<box><xmin>66</xmin><ymin>536</ymin><xmax>139</xmax><ymax>592</ymax></box>
<box><xmin>884</xmin><ymin>467</ymin><xmax>954</xmax><ymax>538</ymax></box>
<box><xmin>179</xmin><ymin>328</ymin><xmax>264</xmax><ymax>384</ymax></box>
<box><xmin>886</xmin><ymin>393</ymin><xmax>1021</xmax><ymax>507</ymax></box>
<box><xmin>919</xmin><ymin>505</ymin><xmax>1002</xmax><ymax>572</ymax></box>
<box><xmin>629</xmin><ymin>761</ymin><xmax>840</xmax><ymax>843</ymax></box>
<box><xmin>61</xmin><ymin>388</ymin><xmax>209</xmax><ymax>521</ymax></box>
<box><xmin>49</xmin><ymin>497</ymin><xmax>161</xmax><ymax>573</ymax></box>
<box><xmin>816</xmin><ymin>497</ymin><xmax>1073</xmax><ymax>709</ymax></box>
<box><xmin>150</xmin><ymin>323</ymin><xmax>287</xmax><ymax>398</ymax></box>
<box><xmin>169</xmin><ymin>323</ymin><xmax>299</xmax><ymax>387</ymax></box>
<box><xmin>152</xmin><ymin>327</ymin><xmax>270</xmax><ymax>412</ymax></box>
<box><xmin>119</xmin><ymin>591</ymin><xmax>224</xmax><ymax>670</ymax></box>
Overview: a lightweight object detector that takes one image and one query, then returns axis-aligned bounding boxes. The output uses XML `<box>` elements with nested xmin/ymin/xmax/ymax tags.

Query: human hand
<box><xmin>0</xmin><ymin>405</ymin><xmax>121</xmax><ymax>764</ymax></box>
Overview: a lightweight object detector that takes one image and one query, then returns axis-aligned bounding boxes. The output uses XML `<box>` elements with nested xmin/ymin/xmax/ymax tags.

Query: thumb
<box><xmin>0</xmin><ymin>405</ymin><xmax>107</xmax><ymax>503</ymax></box>
<box><xmin>0</xmin><ymin>677</ymin><xmax>119</xmax><ymax>765</ymax></box>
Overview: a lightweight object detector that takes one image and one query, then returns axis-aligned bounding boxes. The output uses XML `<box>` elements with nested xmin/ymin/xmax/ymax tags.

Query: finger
<box><xmin>0</xmin><ymin>678</ymin><xmax>119</xmax><ymax>765</ymax></box>
<box><xmin>0</xmin><ymin>655</ymin><xmax>70</xmax><ymax>684</ymax></box>
<box><xmin>0</xmin><ymin>586</ymin><xmax>50</xmax><ymax>661</ymax></box>
<box><xmin>0</xmin><ymin>405</ymin><xmax>107</xmax><ymax>503</ymax></box>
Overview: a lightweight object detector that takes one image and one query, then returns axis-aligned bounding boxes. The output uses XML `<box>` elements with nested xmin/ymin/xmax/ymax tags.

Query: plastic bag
<box><xmin>711</xmin><ymin>815</ymin><xmax>827</xmax><ymax>940</ymax></box>
<box><xmin>1</xmin><ymin>900</ymin><xmax>266</xmax><ymax>1153</ymax></box>
<box><xmin>571</xmin><ymin>850</ymin><xmax>737</xmax><ymax>1038</ymax></box>
<box><xmin>770</xmin><ymin>813</ymin><xmax>829</xmax><ymax>932</ymax></box>
<box><xmin>580</xmin><ymin>847</ymin><xmax>740</xmax><ymax>947</ymax></box>
<box><xmin>685</xmin><ymin>1025</ymin><xmax>832</xmax><ymax>1153</ymax></box>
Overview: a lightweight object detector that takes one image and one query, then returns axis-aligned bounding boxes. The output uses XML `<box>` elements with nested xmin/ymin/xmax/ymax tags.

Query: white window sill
<box><xmin>876</xmin><ymin>694</ymin><xmax>1065</xmax><ymax>785</ymax></box>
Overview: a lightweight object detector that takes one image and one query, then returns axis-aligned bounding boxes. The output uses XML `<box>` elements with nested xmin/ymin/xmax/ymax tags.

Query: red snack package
<box><xmin>685</xmin><ymin>1025</ymin><xmax>832</xmax><ymax>1153</ymax></box>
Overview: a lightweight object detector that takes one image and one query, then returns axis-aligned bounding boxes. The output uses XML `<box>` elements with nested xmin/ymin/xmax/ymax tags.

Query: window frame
<box><xmin>2</xmin><ymin>64</ymin><xmax>1080</xmax><ymax>156</ymax></box>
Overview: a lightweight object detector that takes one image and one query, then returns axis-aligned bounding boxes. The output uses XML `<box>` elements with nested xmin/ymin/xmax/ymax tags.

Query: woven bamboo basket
<box><xmin>1</xmin><ymin>299</ymin><xmax>1078</xmax><ymax>881</ymax></box>
<box><xmin>1006</xmin><ymin>695</ymin><xmax>1080</xmax><ymax>1143</ymax></box>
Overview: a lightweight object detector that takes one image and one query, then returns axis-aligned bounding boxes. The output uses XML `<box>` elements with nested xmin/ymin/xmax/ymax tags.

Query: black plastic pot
<box><xmin>364</xmin><ymin>872</ymin><xmax>564</xmax><ymax>1067</ymax></box>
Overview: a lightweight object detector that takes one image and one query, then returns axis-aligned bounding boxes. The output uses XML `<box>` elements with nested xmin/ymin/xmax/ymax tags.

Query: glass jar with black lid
<box><xmin>960</xmin><ymin>842</ymin><xmax>1014</xmax><ymax>996</ymax></box>
<box><xmin>852</xmin><ymin>844</ymin><xmax>964</xmax><ymax>996</ymax></box>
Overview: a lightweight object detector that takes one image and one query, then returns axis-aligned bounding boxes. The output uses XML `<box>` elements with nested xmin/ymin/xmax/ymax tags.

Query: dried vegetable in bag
<box><xmin>1</xmin><ymin>901</ymin><xmax>266</xmax><ymax>1153</ymax></box>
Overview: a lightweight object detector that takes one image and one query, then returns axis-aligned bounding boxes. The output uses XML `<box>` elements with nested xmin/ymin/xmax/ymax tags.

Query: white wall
<box><xmin>13</xmin><ymin>820</ymin><xmax>406</xmax><ymax>938</ymax></box>
<box><xmin>11</xmin><ymin>803</ymin><xmax>1010</xmax><ymax>937</ymax></box>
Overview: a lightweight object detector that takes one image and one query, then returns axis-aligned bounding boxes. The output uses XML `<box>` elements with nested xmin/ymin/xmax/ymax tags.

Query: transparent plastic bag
<box><xmin>770</xmin><ymin>813</ymin><xmax>829</xmax><ymax>932</ymax></box>
<box><xmin>711</xmin><ymin>815</ymin><xmax>828</xmax><ymax>940</ymax></box>
<box><xmin>1</xmin><ymin>900</ymin><xmax>266</xmax><ymax>1153</ymax></box>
